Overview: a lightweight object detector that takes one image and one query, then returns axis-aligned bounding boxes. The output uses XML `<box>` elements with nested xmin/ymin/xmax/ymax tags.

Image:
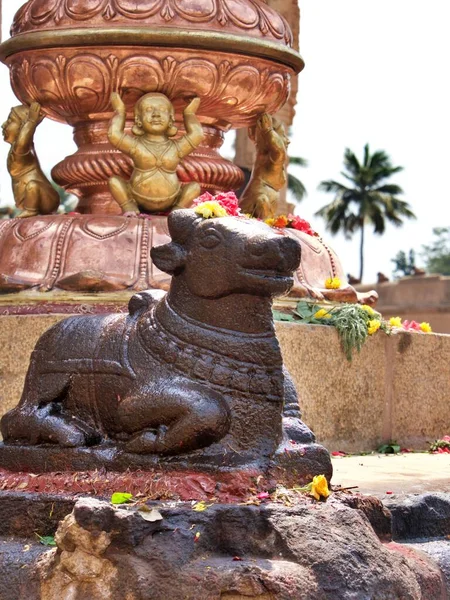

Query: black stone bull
<box><xmin>1</xmin><ymin>210</ymin><xmax>314</xmax><ymax>459</ymax></box>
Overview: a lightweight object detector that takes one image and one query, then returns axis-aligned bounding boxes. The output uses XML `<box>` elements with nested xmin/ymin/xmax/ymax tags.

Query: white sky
<box><xmin>1</xmin><ymin>0</ymin><xmax>449</xmax><ymax>283</ymax></box>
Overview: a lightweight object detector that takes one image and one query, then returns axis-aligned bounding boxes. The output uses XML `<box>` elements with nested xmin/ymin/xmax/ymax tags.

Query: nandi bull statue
<box><xmin>1</xmin><ymin>209</ymin><xmax>331</xmax><ymax>477</ymax></box>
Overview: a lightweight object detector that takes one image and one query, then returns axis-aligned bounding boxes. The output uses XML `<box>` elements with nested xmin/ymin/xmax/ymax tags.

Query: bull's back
<box><xmin>33</xmin><ymin>313</ymin><xmax>131</xmax><ymax>371</ymax></box>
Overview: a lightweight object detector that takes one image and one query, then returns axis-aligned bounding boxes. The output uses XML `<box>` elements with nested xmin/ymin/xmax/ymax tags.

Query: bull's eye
<box><xmin>198</xmin><ymin>229</ymin><xmax>222</xmax><ymax>249</ymax></box>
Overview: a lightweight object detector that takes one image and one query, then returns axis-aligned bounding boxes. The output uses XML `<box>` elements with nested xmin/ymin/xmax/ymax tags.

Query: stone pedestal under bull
<box><xmin>0</xmin><ymin>209</ymin><xmax>331</xmax><ymax>479</ymax></box>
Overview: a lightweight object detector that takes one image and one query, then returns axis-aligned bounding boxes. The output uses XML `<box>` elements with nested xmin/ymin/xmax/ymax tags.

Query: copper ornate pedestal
<box><xmin>2</xmin><ymin>0</ymin><xmax>303</xmax><ymax>214</ymax></box>
<box><xmin>0</xmin><ymin>0</ymin><xmax>303</xmax><ymax>295</ymax></box>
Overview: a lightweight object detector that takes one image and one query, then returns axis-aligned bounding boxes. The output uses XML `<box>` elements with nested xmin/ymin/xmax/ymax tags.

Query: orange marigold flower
<box><xmin>273</xmin><ymin>215</ymin><xmax>289</xmax><ymax>228</ymax></box>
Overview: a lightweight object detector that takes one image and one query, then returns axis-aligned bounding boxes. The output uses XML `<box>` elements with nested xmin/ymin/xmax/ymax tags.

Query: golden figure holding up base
<box><xmin>108</xmin><ymin>93</ymin><xmax>204</xmax><ymax>215</ymax></box>
<box><xmin>2</xmin><ymin>103</ymin><xmax>60</xmax><ymax>218</ymax></box>
<box><xmin>239</xmin><ymin>113</ymin><xmax>289</xmax><ymax>220</ymax></box>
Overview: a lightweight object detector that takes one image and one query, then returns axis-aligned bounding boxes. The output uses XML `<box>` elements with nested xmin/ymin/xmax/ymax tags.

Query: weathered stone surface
<box><xmin>407</xmin><ymin>540</ymin><xmax>450</xmax><ymax>596</ymax></box>
<box><xmin>385</xmin><ymin>493</ymin><xmax>450</xmax><ymax>540</ymax></box>
<box><xmin>1</xmin><ymin>491</ymin><xmax>449</xmax><ymax>599</ymax></box>
<box><xmin>341</xmin><ymin>494</ymin><xmax>392</xmax><ymax>541</ymax></box>
<box><xmin>277</xmin><ymin>323</ymin><xmax>450</xmax><ymax>452</ymax></box>
<box><xmin>30</xmin><ymin>497</ymin><xmax>446</xmax><ymax>600</ymax></box>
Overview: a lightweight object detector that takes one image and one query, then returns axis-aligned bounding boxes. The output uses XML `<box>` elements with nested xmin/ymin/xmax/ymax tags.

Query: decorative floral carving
<box><xmin>9</xmin><ymin>51</ymin><xmax>289</xmax><ymax>127</ymax></box>
<box><xmin>12</xmin><ymin>0</ymin><xmax>293</xmax><ymax>45</ymax></box>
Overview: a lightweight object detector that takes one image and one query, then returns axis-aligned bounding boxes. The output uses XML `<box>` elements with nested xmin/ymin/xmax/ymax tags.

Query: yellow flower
<box><xmin>389</xmin><ymin>316</ymin><xmax>402</xmax><ymax>327</ymax></box>
<box><xmin>310</xmin><ymin>475</ymin><xmax>331</xmax><ymax>501</ymax></box>
<box><xmin>420</xmin><ymin>322</ymin><xmax>432</xmax><ymax>333</ymax></box>
<box><xmin>325</xmin><ymin>277</ymin><xmax>341</xmax><ymax>289</ymax></box>
<box><xmin>265</xmin><ymin>218</ymin><xmax>275</xmax><ymax>226</ymax></box>
<box><xmin>194</xmin><ymin>201</ymin><xmax>228</xmax><ymax>219</ymax></box>
<box><xmin>361</xmin><ymin>304</ymin><xmax>375</xmax><ymax>316</ymax></box>
<box><xmin>367</xmin><ymin>319</ymin><xmax>381</xmax><ymax>335</ymax></box>
<box><xmin>314</xmin><ymin>308</ymin><xmax>332</xmax><ymax>319</ymax></box>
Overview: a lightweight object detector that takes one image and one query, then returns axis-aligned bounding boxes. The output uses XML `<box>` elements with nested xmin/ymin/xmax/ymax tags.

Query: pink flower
<box><xmin>402</xmin><ymin>320</ymin><xmax>422</xmax><ymax>331</ymax></box>
<box><xmin>192</xmin><ymin>192</ymin><xmax>215</xmax><ymax>206</ymax></box>
<box><xmin>288</xmin><ymin>214</ymin><xmax>315</xmax><ymax>236</ymax></box>
<box><xmin>257</xmin><ymin>491</ymin><xmax>270</xmax><ymax>500</ymax></box>
<box><xmin>214</xmin><ymin>191</ymin><xmax>241</xmax><ymax>216</ymax></box>
<box><xmin>193</xmin><ymin>191</ymin><xmax>241</xmax><ymax>216</ymax></box>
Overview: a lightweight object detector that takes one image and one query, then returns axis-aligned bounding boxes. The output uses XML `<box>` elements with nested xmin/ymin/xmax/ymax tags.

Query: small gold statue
<box><xmin>2</xmin><ymin>103</ymin><xmax>60</xmax><ymax>218</ymax></box>
<box><xmin>239</xmin><ymin>113</ymin><xmax>289</xmax><ymax>219</ymax></box>
<box><xmin>108</xmin><ymin>92</ymin><xmax>204</xmax><ymax>215</ymax></box>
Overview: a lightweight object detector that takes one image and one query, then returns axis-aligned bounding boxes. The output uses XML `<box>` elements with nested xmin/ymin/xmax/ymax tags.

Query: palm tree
<box><xmin>288</xmin><ymin>156</ymin><xmax>308</xmax><ymax>203</ymax></box>
<box><xmin>315</xmin><ymin>144</ymin><xmax>416</xmax><ymax>281</ymax></box>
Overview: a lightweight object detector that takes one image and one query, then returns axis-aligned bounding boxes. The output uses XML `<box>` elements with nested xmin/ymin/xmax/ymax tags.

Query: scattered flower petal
<box><xmin>138</xmin><ymin>508</ymin><xmax>163</xmax><ymax>522</ymax></box>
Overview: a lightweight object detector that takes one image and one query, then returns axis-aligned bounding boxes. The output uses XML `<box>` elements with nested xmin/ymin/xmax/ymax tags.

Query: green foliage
<box><xmin>391</xmin><ymin>249</ymin><xmax>416</xmax><ymax>278</ymax></box>
<box><xmin>273</xmin><ymin>300</ymin><xmax>386</xmax><ymax>361</ymax></box>
<box><xmin>421</xmin><ymin>227</ymin><xmax>450</xmax><ymax>276</ymax></box>
<box><xmin>287</xmin><ymin>156</ymin><xmax>308</xmax><ymax>204</ymax></box>
<box><xmin>378</xmin><ymin>441</ymin><xmax>401</xmax><ymax>454</ymax></box>
<box><xmin>330</xmin><ymin>304</ymin><xmax>370</xmax><ymax>361</ymax></box>
<box><xmin>316</xmin><ymin>144</ymin><xmax>415</xmax><ymax>281</ymax></box>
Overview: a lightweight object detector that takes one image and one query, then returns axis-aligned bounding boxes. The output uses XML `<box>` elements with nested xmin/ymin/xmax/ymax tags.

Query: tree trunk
<box><xmin>359</xmin><ymin>220</ymin><xmax>365</xmax><ymax>282</ymax></box>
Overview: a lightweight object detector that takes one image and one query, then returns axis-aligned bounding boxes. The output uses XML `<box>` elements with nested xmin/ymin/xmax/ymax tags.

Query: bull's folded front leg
<box><xmin>119</xmin><ymin>383</ymin><xmax>231</xmax><ymax>455</ymax></box>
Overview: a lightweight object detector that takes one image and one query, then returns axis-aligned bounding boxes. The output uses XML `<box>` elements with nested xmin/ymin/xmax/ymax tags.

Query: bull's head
<box><xmin>151</xmin><ymin>210</ymin><xmax>301</xmax><ymax>299</ymax></box>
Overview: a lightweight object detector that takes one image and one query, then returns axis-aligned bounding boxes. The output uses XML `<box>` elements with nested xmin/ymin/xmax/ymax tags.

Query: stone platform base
<box><xmin>0</xmin><ymin>440</ymin><xmax>332</xmax><ymax>487</ymax></box>
<box><xmin>0</xmin><ymin>492</ymin><xmax>446</xmax><ymax>600</ymax></box>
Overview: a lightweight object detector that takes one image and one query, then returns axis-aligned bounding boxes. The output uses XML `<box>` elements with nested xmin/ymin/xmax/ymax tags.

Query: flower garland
<box><xmin>274</xmin><ymin>301</ymin><xmax>433</xmax><ymax>361</ymax></box>
<box><xmin>191</xmin><ymin>192</ymin><xmax>317</xmax><ymax>237</ymax></box>
<box><xmin>193</xmin><ymin>191</ymin><xmax>242</xmax><ymax>219</ymax></box>
<box><xmin>264</xmin><ymin>214</ymin><xmax>317</xmax><ymax>236</ymax></box>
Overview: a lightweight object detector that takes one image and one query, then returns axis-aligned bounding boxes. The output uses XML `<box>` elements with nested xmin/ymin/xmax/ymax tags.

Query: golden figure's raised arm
<box><xmin>259</xmin><ymin>114</ymin><xmax>286</xmax><ymax>164</ymax></box>
<box><xmin>176</xmin><ymin>97</ymin><xmax>204</xmax><ymax>158</ymax></box>
<box><xmin>108</xmin><ymin>93</ymin><xmax>135</xmax><ymax>155</ymax></box>
<box><xmin>14</xmin><ymin>102</ymin><xmax>41</xmax><ymax>155</ymax></box>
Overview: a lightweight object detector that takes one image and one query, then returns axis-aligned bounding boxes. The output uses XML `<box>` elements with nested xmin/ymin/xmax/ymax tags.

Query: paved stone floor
<box><xmin>331</xmin><ymin>453</ymin><xmax>450</xmax><ymax>497</ymax></box>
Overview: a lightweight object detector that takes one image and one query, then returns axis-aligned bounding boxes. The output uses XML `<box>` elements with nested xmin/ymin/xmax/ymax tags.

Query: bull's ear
<box><xmin>168</xmin><ymin>209</ymin><xmax>200</xmax><ymax>244</ymax></box>
<box><xmin>151</xmin><ymin>242</ymin><xmax>186</xmax><ymax>275</ymax></box>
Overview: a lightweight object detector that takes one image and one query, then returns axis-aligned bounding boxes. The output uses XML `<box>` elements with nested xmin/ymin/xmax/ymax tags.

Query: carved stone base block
<box><xmin>0</xmin><ymin>214</ymin><xmax>171</xmax><ymax>294</ymax></box>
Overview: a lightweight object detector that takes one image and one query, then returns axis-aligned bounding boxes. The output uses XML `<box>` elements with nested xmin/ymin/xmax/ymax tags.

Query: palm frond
<box><xmin>289</xmin><ymin>156</ymin><xmax>308</xmax><ymax>167</ymax></box>
<box><xmin>287</xmin><ymin>173</ymin><xmax>307</xmax><ymax>203</ymax></box>
<box><xmin>316</xmin><ymin>144</ymin><xmax>413</xmax><ymax>281</ymax></box>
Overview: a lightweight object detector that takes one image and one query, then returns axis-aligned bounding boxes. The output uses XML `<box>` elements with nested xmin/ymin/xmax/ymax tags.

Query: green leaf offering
<box><xmin>111</xmin><ymin>492</ymin><xmax>133</xmax><ymax>505</ymax></box>
<box><xmin>35</xmin><ymin>533</ymin><xmax>56</xmax><ymax>547</ymax></box>
<box><xmin>272</xmin><ymin>310</ymin><xmax>297</xmax><ymax>322</ymax></box>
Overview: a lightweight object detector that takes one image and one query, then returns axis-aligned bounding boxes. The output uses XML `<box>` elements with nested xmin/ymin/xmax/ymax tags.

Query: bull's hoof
<box><xmin>283</xmin><ymin>417</ymin><xmax>315</xmax><ymax>444</ymax></box>
<box><xmin>124</xmin><ymin>429</ymin><xmax>159</xmax><ymax>454</ymax></box>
